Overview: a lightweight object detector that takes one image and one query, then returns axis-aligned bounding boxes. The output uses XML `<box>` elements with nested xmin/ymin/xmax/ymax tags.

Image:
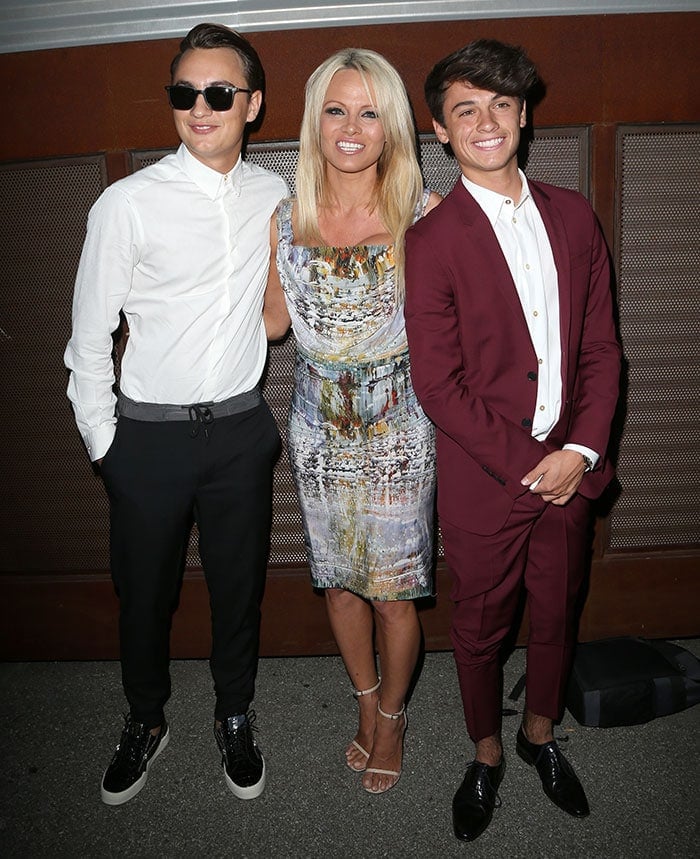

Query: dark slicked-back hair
<box><xmin>425</xmin><ymin>39</ymin><xmax>538</xmax><ymax>126</ymax></box>
<box><xmin>170</xmin><ymin>22</ymin><xmax>265</xmax><ymax>94</ymax></box>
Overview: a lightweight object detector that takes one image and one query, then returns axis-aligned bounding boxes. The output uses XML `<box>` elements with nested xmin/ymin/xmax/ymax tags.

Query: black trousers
<box><xmin>100</xmin><ymin>401</ymin><xmax>280</xmax><ymax>727</ymax></box>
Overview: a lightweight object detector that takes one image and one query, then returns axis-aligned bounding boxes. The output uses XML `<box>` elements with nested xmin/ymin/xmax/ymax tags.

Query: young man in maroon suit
<box><xmin>404</xmin><ymin>40</ymin><xmax>620</xmax><ymax>842</ymax></box>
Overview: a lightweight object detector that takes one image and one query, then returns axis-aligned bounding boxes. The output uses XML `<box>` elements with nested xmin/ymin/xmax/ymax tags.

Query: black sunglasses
<box><xmin>165</xmin><ymin>84</ymin><xmax>252</xmax><ymax>112</ymax></box>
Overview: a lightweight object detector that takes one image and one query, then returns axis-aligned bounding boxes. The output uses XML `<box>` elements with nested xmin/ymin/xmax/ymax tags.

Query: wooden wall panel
<box><xmin>0</xmin><ymin>11</ymin><xmax>698</xmax><ymax>660</ymax></box>
<box><xmin>1</xmin><ymin>14</ymin><xmax>698</xmax><ymax>161</ymax></box>
<box><xmin>2</xmin><ymin>556</ymin><xmax>698</xmax><ymax>660</ymax></box>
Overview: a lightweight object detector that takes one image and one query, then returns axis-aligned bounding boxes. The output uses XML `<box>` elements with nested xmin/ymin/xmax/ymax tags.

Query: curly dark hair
<box><xmin>170</xmin><ymin>22</ymin><xmax>265</xmax><ymax>94</ymax></box>
<box><xmin>425</xmin><ymin>39</ymin><xmax>539</xmax><ymax>126</ymax></box>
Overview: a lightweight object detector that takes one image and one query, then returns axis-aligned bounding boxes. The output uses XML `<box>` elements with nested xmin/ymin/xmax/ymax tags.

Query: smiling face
<box><xmin>171</xmin><ymin>47</ymin><xmax>261</xmax><ymax>174</ymax></box>
<box><xmin>319</xmin><ymin>69</ymin><xmax>386</xmax><ymax>179</ymax></box>
<box><xmin>433</xmin><ymin>80</ymin><xmax>526</xmax><ymax>191</ymax></box>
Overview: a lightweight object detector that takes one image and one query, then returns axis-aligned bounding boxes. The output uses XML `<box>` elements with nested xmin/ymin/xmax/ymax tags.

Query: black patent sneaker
<box><xmin>214</xmin><ymin>710</ymin><xmax>266</xmax><ymax>800</ymax></box>
<box><xmin>101</xmin><ymin>715</ymin><xmax>169</xmax><ymax>806</ymax></box>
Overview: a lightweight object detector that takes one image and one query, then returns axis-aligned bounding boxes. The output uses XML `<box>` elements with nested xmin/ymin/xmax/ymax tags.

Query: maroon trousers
<box><xmin>441</xmin><ymin>491</ymin><xmax>592</xmax><ymax>742</ymax></box>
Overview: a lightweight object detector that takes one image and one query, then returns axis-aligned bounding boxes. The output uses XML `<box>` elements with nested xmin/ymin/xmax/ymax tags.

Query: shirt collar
<box><xmin>176</xmin><ymin>143</ymin><xmax>243</xmax><ymax>200</ymax></box>
<box><xmin>461</xmin><ymin>169</ymin><xmax>531</xmax><ymax>227</ymax></box>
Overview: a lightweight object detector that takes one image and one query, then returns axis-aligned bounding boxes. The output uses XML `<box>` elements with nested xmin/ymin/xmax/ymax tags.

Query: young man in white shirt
<box><xmin>64</xmin><ymin>23</ymin><xmax>287</xmax><ymax>806</ymax></box>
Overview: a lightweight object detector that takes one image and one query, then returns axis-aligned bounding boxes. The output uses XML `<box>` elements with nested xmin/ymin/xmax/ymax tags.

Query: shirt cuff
<box><xmin>86</xmin><ymin>423</ymin><xmax>117</xmax><ymax>462</ymax></box>
<box><xmin>563</xmin><ymin>443</ymin><xmax>599</xmax><ymax>471</ymax></box>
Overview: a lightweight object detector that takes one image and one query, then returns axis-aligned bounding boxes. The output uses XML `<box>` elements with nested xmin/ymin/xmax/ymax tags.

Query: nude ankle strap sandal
<box><xmin>351</xmin><ymin>675</ymin><xmax>381</xmax><ymax>698</ymax></box>
<box><xmin>346</xmin><ymin>676</ymin><xmax>381</xmax><ymax>772</ymax></box>
<box><xmin>377</xmin><ymin>702</ymin><xmax>405</xmax><ymax>720</ymax></box>
<box><xmin>363</xmin><ymin>701</ymin><xmax>407</xmax><ymax>794</ymax></box>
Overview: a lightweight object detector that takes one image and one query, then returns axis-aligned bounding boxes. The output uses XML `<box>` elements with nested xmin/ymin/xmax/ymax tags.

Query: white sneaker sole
<box><xmin>223</xmin><ymin>755</ymin><xmax>266</xmax><ymax>800</ymax></box>
<box><xmin>101</xmin><ymin>724</ymin><xmax>170</xmax><ymax>806</ymax></box>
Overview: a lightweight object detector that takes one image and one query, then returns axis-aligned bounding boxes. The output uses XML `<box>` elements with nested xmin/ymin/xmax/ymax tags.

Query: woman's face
<box><xmin>319</xmin><ymin>69</ymin><xmax>386</xmax><ymax>177</ymax></box>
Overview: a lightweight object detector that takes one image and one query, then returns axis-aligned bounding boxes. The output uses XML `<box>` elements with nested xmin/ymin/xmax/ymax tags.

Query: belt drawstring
<box><xmin>188</xmin><ymin>404</ymin><xmax>214</xmax><ymax>441</ymax></box>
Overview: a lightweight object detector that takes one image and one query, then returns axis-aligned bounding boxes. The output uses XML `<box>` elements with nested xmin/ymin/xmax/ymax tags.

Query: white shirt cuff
<box><xmin>86</xmin><ymin>423</ymin><xmax>117</xmax><ymax>462</ymax></box>
<box><xmin>563</xmin><ymin>443</ymin><xmax>599</xmax><ymax>470</ymax></box>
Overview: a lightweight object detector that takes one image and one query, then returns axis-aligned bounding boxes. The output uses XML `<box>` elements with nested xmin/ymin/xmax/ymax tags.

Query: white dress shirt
<box><xmin>462</xmin><ymin>172</ymin><xmax>598</xmax><ymax>466</ymax></box>
<box><xmin>65</xmin><ymin>144</ymin><xmax>287</xmax><ymax>460</ymax></box>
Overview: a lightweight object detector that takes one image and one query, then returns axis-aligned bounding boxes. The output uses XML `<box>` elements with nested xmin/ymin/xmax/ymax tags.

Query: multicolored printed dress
<box><xmin>276</xmin><ymin>194</ymin><xmax>436</xmax><ymax>600</ymax></box>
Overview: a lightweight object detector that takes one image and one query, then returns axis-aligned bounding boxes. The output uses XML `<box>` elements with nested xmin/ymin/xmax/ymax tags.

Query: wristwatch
<box><xmin>581</xmin><ymin>454</ymin><xmax>594</xmax><ymax>473</ymax></box>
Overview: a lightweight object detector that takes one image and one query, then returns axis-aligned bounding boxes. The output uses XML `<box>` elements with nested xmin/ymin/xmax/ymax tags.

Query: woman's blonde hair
<box><xmin>295</xmin><ymin>48</ymin><xmax>423</xmax><ymax>296</ymax></box>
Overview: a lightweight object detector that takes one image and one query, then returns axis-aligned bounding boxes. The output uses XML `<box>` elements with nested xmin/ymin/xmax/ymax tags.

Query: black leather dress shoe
<box><xmin>516</xmin><ymin>726</ymin><xmax>590</xmax><ymax>817</ymax></box>
<box><xmin>452</xmin><ymin>759</ymin><xmax>505</xmax><ymax>842</ymax></box>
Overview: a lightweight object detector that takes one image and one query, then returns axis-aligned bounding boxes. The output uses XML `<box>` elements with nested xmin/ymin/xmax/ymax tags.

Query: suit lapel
<box><xmin>450</xmin><ymin>182</ymin><xmax>528</xmax><ymax>328</ymax></box>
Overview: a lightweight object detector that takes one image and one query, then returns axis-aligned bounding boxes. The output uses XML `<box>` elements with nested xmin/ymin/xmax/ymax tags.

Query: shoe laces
<box><xmin>114</xmin><ymin>715</ymin><xmax>154</xmax><ymax>773</ymax></box>
<box><xmin>219</xmin><ymin>710</ymin><xmax>259</xmax><ymax>763</ymax></box>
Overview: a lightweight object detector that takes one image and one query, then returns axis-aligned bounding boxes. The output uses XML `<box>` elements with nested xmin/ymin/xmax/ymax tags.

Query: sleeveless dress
<box><xmin>276</xmin><ymin>193</ymin><xmax>436</xmax><ymax>601</ymax></box>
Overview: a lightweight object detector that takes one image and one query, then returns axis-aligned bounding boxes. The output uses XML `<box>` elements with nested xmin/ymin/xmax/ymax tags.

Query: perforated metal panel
<box><xmin>608</xmin><ymin>125</ymin><xmax>700</xmax><ymax>550</ymax></box>
<box><xmin>265</xmin><ymin>335</ymin><xmax>307</xmax><ymax>564</ymax></box>
<box><xmin>523</xmin><ymin>128</ymin><xmax>589</xmax><ymax>193</ymax></box>
<box><xmin>246</xmin><ymin>141</ymin><xmax>300</xmax><ymax>194</ymax></box>
<box><xmin>0</xmin><ymin>156</ymin><xmax>109</xmax><ymax>571</ymax></box>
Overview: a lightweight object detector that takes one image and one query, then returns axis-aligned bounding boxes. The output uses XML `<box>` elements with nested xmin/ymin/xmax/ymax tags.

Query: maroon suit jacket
<box><xmin>404</xmin><ymin>178</ymin><xmax>621</xmax><ymax>536</ymax></box>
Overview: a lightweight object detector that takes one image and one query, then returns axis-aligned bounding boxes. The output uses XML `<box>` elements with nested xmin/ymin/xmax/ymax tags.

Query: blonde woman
<box><xmin>264</xmin><ymin>49</ymin><xmax>440</xmax><ymax>794</ymax></box>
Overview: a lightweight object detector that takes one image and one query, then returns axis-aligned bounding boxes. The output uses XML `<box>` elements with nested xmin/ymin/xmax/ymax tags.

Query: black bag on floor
<box><xmin>566</xmin><ymin>637</ymin><xmax>700</xmax><ymax>727</ymax></box>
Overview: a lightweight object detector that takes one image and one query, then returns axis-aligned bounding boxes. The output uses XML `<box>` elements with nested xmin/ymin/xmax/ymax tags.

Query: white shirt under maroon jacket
<box><xmin>462</xmin><ymin>171</ymin><xmax>599</xmax><ymax>468</ymax></box>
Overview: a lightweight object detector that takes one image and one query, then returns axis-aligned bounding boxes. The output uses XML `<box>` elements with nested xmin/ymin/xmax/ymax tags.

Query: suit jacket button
<box><xmin>521</xmin><ymin>417</ymin><xmax>532</xmax><ymax>428</ymax></box>
<box><xmin>527</xmin><ymin>371</ymin><xmax>537</xmax><ymax>381</ymax></box>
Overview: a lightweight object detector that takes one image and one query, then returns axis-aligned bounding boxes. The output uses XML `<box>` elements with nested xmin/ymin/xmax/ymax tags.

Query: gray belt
<box><xmin>117</xmin><ymin>389</ymin><xmax>261</xmax><ymax>438</ymax></box>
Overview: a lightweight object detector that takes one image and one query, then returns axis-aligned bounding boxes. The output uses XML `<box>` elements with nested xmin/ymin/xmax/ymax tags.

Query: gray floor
<box><xmin>1</xmin><ymin>642</ymin><xmax>699</xmax><ymax>858</ymax></box>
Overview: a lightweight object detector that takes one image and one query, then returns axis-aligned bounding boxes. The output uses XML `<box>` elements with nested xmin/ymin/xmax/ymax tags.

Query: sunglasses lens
<box><xmin>167</xmin><ymin>85</ymin><xmax>239</xmax><ymax>111</ymax></box>
<box><xmin>168</xmin><ymin>86</ymin><xmax>197</xmax><ymax>110</ymax></box>
<box><xmin>204</xmin><ymin>87</ymin><xmax>234</xmax><ymax>111</ymax></box>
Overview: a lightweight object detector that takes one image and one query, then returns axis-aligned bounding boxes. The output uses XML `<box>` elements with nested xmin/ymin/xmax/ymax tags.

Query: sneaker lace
<box><xmin>223</xmin><ymin>710</ymin><xmax>259</xmax><ymax>764</ymax></box>
<box><xmin>115</xmin><ymin>715</ymin><xmax>151</xmax><ymax>773</ymax></box>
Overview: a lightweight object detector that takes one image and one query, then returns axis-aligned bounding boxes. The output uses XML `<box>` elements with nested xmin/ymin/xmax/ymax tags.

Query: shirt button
<box><xmin>525</xmin><ymin>264</ymin><xmax>531</xmax><ymax>270</ymax></box>
<box><xmin>505</xmin><ymin>199</ymin><xmax>512</xmax><ymax>205</ymax></box>
<box><xmin>521</xmin><ymin>417</ymin><xmax>532</xmax><ymax>428</ymax></box>
<box><xmin>527</xmin><ymin>371</ymin><xmax>537</xmax><ymax>381</ymax></box>
<box><xmin>533</xmin><ymin>310</ymin><xmax>538</xmax><ymax>317</ymax></box>
<box><xmin>538</xmin><ymin>358</ymin><xmax>543</xmax><ymax>364</ymax></box>
<box><xmin>539</xmin><ymin>405</ymin><xmax>546</xmax><ymax>411</ymax></box>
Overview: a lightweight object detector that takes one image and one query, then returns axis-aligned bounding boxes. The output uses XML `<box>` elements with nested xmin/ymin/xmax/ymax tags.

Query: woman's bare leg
<box><xmin>362</xmin><ymin>598</ymin><xmax>420</xmax><ymax>793</ymax></box>
<box><xmin>324</xmin><ymin>588</ymin><xmax>380</xmax><ymax>771</ymax></box>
